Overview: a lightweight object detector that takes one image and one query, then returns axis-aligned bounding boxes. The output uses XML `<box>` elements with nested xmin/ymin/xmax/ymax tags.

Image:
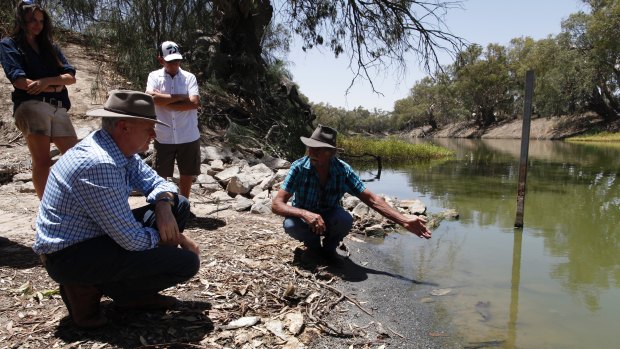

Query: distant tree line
<box><xmin>316</xmin><ymin>0</ymin><xmax>620</xmax><ymax>134</ymax></box>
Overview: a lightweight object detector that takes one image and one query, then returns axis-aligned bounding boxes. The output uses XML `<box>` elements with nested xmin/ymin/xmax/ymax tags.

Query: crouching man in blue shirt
<box><xmin>271</xmin><ymin>125</ymin><xmax>432</xmax><ymax>265</ymax></box>
<box><xmin>33</xmin><ymin>90</ymin><xmax>200</xmax><ymax>328</ymax></box>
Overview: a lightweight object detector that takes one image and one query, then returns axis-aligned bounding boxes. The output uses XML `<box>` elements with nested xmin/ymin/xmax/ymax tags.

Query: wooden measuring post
<box><xmin>515</xmin><ymin>71</ymin><xmax>535</xmax><ymax>228</ymax></box>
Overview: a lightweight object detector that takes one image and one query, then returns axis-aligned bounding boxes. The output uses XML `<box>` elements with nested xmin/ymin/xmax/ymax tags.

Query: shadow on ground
<box><xmin>291</xmin><ymin>247</ymin><xmax>438</xmax><ymax>286</ymax></box>
<box><xmin>0</xmin><ymin>236</ymin><xmax>40</xmax><ymax>269</ymax></box>
<box><xmin>54</xmin><ymin>300</ymin><xmax>213</xmax><ymax>348</ymax></box>
<box><xmin>185</xmin><ymin>215</ymin><xmax>226</xmax><ymax>230</ymax></box>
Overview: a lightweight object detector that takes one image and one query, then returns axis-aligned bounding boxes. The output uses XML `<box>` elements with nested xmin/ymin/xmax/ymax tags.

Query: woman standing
<box><xmin>0</xmin><ymin>0</ymin><xmax>77</xmax><ymax>199</ymax></box>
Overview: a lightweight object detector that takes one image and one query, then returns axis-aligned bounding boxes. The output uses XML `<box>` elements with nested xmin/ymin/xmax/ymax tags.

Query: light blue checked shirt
<box><xmin>281</xmin><ymin>156</ymin><xmax>366</xmax><ymax>213</ymax></box>
<box><xmin>33</xmin><ymin>130</ymin><xmax>178</xmax><ymax>254</ymax></box>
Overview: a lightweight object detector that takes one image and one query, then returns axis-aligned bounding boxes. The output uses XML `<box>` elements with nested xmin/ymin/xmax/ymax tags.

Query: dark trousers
<box><xmin>283</xmin><ymin>206</ymin><xmax>353</xmax><ymax>251</ymax></box>
<box><xmin>42</xmin><ymin>195</ymin><xmax>200</xmax><ymax>303</ymax></box>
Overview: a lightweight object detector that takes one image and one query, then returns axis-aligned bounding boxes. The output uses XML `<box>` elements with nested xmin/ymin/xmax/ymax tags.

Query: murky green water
<box><xmin>354</xmin><ymin>138</ymin><xmax>620</xmax><ymax>349</ymax></box>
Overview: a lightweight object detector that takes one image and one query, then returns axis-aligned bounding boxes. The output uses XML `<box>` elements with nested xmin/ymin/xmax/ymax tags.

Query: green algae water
<box><xmin>355</xmin><ymin>138</ymin><xmax>620</xmax><ymax>349</ymax></box>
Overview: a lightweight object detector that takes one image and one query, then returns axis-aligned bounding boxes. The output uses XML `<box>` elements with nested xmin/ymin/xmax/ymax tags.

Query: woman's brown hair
<box><xmin>10</xmin><ymin>1</ymin><xmax>62</xmax><ymax>67</ymax></box>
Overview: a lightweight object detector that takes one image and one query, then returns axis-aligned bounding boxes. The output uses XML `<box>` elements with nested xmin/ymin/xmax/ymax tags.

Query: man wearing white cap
<box><xmin>146</xmin><ymin>41</ymin><xmax>201</xmax><ymax>199</ymax></box>
<box><xmin>34</xmin><ymin>90</ymin><xmax>200</xmax><ymax>328</ymax></box>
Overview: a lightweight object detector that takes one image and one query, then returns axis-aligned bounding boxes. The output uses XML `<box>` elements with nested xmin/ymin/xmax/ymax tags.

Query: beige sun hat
<box><xmin>86</xmin><ymin>90</ymin><xmax>170</xmax><ymax>127</ymax></box>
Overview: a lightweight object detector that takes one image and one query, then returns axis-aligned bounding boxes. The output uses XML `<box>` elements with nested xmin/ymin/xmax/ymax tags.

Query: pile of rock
<box><xmin>190</xmin><ymin>145</ymin><xmax>290</xmax><ymax>215</ymax></box>
<box><xmin>4</xmin><ymin>134</ymin><xmax>459</xmax><ymax>233</ymax></box>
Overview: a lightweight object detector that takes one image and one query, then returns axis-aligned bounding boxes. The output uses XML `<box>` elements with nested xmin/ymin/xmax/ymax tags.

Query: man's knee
<box><xmin>283</xmin><ymin>217</ymin><xmax>306</xmax><ymax>232</ymax></box>
<box><xmin>329</xmin><ymin>207</ymin><xmax>353</xmax><ymax>232</ymax></box>
<box><xmin>184</xmin><ymin>251</ymin><xmax>201</xmax><ymax>279</ymax></box>
<box><xmin>174</xmin><ymin>248</ymin><xmax>200</xmax><ymax>280</ymax></box>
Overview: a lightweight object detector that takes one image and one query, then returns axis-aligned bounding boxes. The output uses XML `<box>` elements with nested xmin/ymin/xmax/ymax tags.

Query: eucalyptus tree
<box><xmin>561</xmin><ymin>0</ymin><xmax>620</xmax><ymax>121</ymax></box>
<box><xmin>452</xmin><ymin>43</ymin><xmax>514</xmax><ymax>126</ymax></box>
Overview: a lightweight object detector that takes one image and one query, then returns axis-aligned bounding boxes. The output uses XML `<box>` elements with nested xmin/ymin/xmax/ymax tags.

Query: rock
<box><xmin>441</xmin><ymin>208</ymin><xmax>459</xmax><ymax>220</ymax></box>
<box><xmin>364</xmin><ymin>224</ymin><xmax>386</xmax><ymax>237</ymax></box>
<box><xmin>265</xmin><ymin>319</ymin><xmax>288</xmax><ymax>341</ymax></box>
<box><xmin>75</xmin><ymin>126</ymin><xmax>95</xmax><ymax>140</ymax></box>
<box><xmin>342</xmin><ymin>194</ymin><xmax>360</xmax><ymax>210</ymax></box>
<box><xmin>252</xmin><ymin>189</ymin><xmax>270</xmax><ymax>200</ymax></box>
<box><xmin>199</xmin><ymin>182</ymin><xmax>222</xmax><ymax>194</ymax></box>
<box><xmin>232</xmin><ymin>158</ymin><xmax>249</xmax><ymax>170</ymax></box>
<box><xmin>208</xmin><ymin>190</ymin><xmax>234</xmax><ymax>203</ymax></box>
<box><xmin>232</xmin><ymin>196</ymin><xmax>254</xmax><ymax>211</ymax></box>
<box><xmin>274</xmin><ymin>169</ymin><xmax>289</xmax><ymax>182</ymax></box>
<box><xmin>249</xmin><ymin>163</ymin><xmax>273</xmax><ymax>176</ymax></box>
<box><xmin>195</xmin><ymin>173</ymin><xmax>218</xmax><ymax>185</ymax></box>
<box><xmin>250</xmin><ymin>198</ymin><xmax>272</xmax><ymax>214</ymax></box>
<box><xmin>261</xmin><ymin>155</ymin><xmax>290</xmax><ymax>169</ymax></box>
<box><xmin>250</xmin><ymin>186</ymin><xmax>266</xmax><ymax>198</ymax></box>
<box><xmin>18</xmin><ymin>181</ymin><xmax>35</xmax><ymax>193</ymax></box>
<box><xmin>199</xmin><ymin>163</ymin><xmax>211</xmax><ymax>175</ymax></box>
<box><xmin>201</xmin><ymin>145</ymin><xmax>233</xmax><ymax>163</ymax></box>
<box><xmin>210</xmin><ymin>159</ymin><xmax>224</xmax><ymax>171</ymax></box>
<box><xmin>227</xmin><ymin>174</ymin><xmax>254</xmax><ymax>194</ymax></box>
<box><xmin>214</xmin><ymin>166</ymin><xmax>240</xmax><ymax>184</ymax></box>
<box><xmin>351</xmin><ymin>202</ymin><xmax>370</xmax><ymax>218</ymax></box>
<box><xmin>12</xmin><ymin>173</ymin><xmax>32</xmax><ymax>182</ymax></box>
<box><xmin>399</xmin><ymin>199</ymin><xmax>427</xmax><ymax>215</ymax></box>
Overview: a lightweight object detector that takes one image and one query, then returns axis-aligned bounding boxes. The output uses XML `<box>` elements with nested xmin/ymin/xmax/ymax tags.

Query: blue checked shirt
<box><xmin>33</xmin><ymin>130</ymin><xmax>178</xmax><ymax>254</ymax></box>
<box><xmin>282</xmin><ymin>156</ymin><xmax>366</xmax><ymax>213</ymax></box>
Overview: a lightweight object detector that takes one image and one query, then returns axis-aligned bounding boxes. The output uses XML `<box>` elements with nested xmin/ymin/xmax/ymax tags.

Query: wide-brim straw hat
<box><xmin>86</xmin><ymin>90</ymin><xmax>170</xmax><ymax>127</ymax></box>
<box><xmin>300</xmin><ymin>124</ymin><xmax>338</xmax><ymax>148</ymax></box>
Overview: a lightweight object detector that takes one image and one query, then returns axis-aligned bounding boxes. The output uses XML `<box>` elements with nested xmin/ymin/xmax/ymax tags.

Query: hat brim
<box><xmin>300</xmin><ymin>136</ymin><xmax>336</xmax><ymax>148</ymax></box>
<box><xmin>86</xmin><ymin>108</ymin><xmax>170</xmax><ymax>127</ymax></box>
<box><xmin>163</xmin><ymin>54</ymin><xmax>183</xmax><ymax>61</ymax></box>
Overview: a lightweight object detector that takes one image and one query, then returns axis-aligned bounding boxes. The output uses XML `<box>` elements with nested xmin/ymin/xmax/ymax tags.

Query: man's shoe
<box><xmin>321</xmin><ymin>248</ymin><xmax>347</xmax><ymax>267</ymax></box>
<box><xmin>59</xmin><ymin>284</ymin><xmax>107</xmax><ymax>328</ymax></box>
<box><xmin>115</xmin><ymin>293</ymin><xmax>178</xmax><ymax>310</ymax></box>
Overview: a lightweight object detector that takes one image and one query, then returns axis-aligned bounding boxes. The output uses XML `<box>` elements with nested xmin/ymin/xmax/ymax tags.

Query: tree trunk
<box><xmin>207</xmin><ymin>0</ymin><xmax>273</xmax><ymax>96</ymax></box>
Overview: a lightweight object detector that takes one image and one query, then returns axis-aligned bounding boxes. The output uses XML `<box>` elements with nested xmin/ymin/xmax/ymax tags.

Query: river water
<box><xmin>353</xmin><ymin>138</ymin><xmax>620</xmax><ymax>349</ymax></box>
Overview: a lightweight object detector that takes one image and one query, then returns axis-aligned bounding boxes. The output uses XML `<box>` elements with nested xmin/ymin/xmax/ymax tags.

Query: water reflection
<box><xmin>356</xmin><ymin>138</ymin><xmax>620</xmax><ymax>348</ymax></box>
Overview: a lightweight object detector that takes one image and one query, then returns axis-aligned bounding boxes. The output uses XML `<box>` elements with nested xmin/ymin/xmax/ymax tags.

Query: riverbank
<box><xmin>409</xmin><ymin>112</ymin><xmax>619</xmax><ymax>140</ymax></box>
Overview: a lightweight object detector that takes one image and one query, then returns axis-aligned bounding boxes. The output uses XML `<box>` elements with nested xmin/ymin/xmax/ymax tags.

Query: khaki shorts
<box><xmin>14</xmin><ymin>100</ymin><xmax>77</xmax><ymax>138</ymax></box>
<box><xmin>154</xmin><ymin>139</ymin><xmax>201</xmax><ymax>177</ymax></box>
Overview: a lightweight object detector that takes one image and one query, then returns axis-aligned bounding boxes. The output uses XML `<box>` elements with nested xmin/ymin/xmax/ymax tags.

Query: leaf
<box><xmin>13</xmin><ymin>281</ymin><xmax>31</xmax><ymax>295</ymax></box>
<box><xmin>139</xmin><ymin>336</ymin><xmax>148</xmax><ymax>346</ymax></box>
<box><xmin>40</xmin><ymin>289</ymin><xmax>60</xmax><ymax>297</ymax></box>
<box><xmin>6</xmin><ymin>321</ymin><xmax>13</xmax><ymax>336</ymax></box>
<box><xmin>222</xmin><ymin>316</ymin><xmax>260</xmax><ymax>330</ymax></box>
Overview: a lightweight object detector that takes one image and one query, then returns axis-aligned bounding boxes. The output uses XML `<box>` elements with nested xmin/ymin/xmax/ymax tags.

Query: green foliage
<box><xmin>313</xmin><ymin>103</ymin><xmax>391</xmax><ymax>134</ymax></box>
<box><xmin>339</xmin><ymin>136</ymin><xmax>453</xmax><ymax>162</ymax></box>
<box><xmin>566</xmin><ymin>131</ymin><xmax>620</xmax><ymax>142</ymax></box>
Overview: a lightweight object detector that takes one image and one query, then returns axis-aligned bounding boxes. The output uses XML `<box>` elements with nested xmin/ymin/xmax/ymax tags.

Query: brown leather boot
<box><xmin>59</xmin><ymin>284</ymin><xmax>108</xmax><ymax>328</ymax></box>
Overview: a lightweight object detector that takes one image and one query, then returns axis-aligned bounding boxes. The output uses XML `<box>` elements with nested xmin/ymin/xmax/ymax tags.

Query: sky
<box><xmin>284</xmin><ymin>0</ymin><xmax>587</xmax><ymax>111</ymax></box>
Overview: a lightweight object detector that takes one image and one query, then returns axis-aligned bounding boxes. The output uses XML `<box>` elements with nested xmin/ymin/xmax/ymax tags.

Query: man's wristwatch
<box><xmin>157</xmin><ymin>196</ymin><xmax>174</xmax><ymax>206</ymax></box>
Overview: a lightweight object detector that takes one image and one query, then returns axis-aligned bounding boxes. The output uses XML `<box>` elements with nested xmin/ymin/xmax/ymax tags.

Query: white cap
<box><xmin>160</xmin><ymin>41</ymin><xmax>183</xmax><ymax>61</ymax></box>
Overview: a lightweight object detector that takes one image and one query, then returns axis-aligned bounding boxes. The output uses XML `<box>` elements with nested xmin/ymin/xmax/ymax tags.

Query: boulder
<box><xmin>214</xmin><ymin>166</ymin><xmax>240</xmax><ymax>184</ymax></box>
<box><xmin>250</xmin><ymin>198</ymin><xmax>272</xmax><ymax>214</ymax></box>
<box><xmin>233</xmin><ymin>196</ymin><xmax>254</xmax><ymax>211</ymax></box>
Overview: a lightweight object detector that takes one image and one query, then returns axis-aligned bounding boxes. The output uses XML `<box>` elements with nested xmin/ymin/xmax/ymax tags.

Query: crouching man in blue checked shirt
<box><xmin>33</xmin><ymin>90</ymin><xmax>200</xmax><ymax>328</ymax></box>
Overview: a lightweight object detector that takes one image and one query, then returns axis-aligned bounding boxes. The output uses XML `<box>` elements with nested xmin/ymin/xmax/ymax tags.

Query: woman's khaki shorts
<box><xmin>14</xmin><ymin>99</ymin><xmax>77</xmax><ymax>138</ymax></box>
